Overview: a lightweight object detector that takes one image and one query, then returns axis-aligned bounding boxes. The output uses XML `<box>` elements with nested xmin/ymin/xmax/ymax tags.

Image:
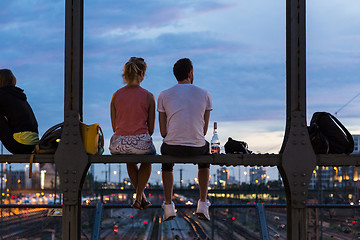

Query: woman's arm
<box><xmin>147</xmin><ymin>92</ymin><xmax>155</xmax><ymax>136</ymax></box>
<box><xmin>110</xmin><ymin>94</ymin><xmax>116</xmax><ymax>132</ymax></box>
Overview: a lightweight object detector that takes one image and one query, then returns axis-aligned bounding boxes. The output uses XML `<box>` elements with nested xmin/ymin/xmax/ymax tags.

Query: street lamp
<box><xmin>244</xmin><ymin>171</ymin><xmax>248</xmax><ymax>184</ymax></box>
<box><xmin>113</xmin><ymin>170</ymin><xmax>118</xmax><ymax>187</ymax></box>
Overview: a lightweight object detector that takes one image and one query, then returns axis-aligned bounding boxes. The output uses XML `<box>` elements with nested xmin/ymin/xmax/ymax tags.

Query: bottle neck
<box><xmin>213</xmin><ymin>122</ymin><xmax>217</xmax><ymax>131</ymax></box>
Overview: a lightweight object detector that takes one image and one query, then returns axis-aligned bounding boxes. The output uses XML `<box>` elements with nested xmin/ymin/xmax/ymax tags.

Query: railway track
<box><xmin>149</xmin><ymin>215</ymin><xmax>161</xmax><ymax>240</ymax></box>
<box><xmin>0</xmin><ymin>210</ymin><xmax>60</xmax><ymax>239</ymax></box>
<box><xmin>3</xmin><ymin>204</ymin><xmax>360</xmax><ymax>239</ymax></box>
<box><xmin>182</xmin><ymin>213</ymin><xmax>209</xmax><ymax>240</ymax></box>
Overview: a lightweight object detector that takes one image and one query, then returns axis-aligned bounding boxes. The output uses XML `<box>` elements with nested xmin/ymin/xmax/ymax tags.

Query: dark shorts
<box><xmin>161</xmin><ymin>141</ymin><xmax>210</xmax><ymax>172</ymax></box>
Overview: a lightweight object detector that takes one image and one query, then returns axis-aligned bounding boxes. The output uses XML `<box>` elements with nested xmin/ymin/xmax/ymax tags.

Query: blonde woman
<box><xmin>110</xmin><ymin>57</ymin><xmax>155</xmax><ymax>210</ymax></box>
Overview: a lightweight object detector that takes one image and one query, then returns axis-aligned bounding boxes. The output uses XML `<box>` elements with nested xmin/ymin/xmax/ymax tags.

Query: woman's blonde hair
<box><xmin>0</xmin><ymin>69</ymin><xmax>16</xmax><ymax>88</ymax></box>
<box><xmin>122</xmin><ymin>57</ymin><xmax>147</xmax><ymax>84</ymax></box>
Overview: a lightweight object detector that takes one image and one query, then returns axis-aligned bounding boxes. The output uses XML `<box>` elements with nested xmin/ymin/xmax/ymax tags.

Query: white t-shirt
<box><xmin>157</xmin><ymin>84</ymin><xmax>212</xmax><ymax>147</ymax></box>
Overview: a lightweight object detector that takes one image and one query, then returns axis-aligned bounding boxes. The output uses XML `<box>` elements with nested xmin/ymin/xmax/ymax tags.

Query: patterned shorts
<box><xmin>109</xmin><ymin>133</ymin><xmax>156</xmax><ymax>155</ymax></box>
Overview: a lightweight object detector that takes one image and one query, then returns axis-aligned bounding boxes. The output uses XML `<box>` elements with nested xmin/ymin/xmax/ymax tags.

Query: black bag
<box><xmin>308</xmin><ymin>112</ymin><xmax>354</xmax><ymax>154</ymax></box>
<box><xmin>224</xmin><ymin>137</ymin><xmax>252</xmax><ymax>154</ymax></box>
<box><xmin>308</xmin><ymin>123</ymin><xmax>329</xmax><ymax>154</ymax></box>
<box><xmin>37</xmin><ymin>123</ymin><xmax>63</xmax><ymax>154</ymax></box>
<box><xmin>29</xmin><ymin>123</ymin><xmax>63</xmax><ymax>178</ymax></box>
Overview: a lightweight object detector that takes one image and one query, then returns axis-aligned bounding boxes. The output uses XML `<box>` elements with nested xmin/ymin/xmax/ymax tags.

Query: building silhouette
<box><xmin>249</xmin><ymin>166</ymin><xmax>267</xmax><ymax>185</ymax></box>
<box><xmin>216</xmin><ymin>167</ymin><xmax>229</xmax><ymax>187</ymax></box>
<box><xmin>309</xmin><ymin>135</ymin><xmax>360</xmax><ymax>190</ymax></box>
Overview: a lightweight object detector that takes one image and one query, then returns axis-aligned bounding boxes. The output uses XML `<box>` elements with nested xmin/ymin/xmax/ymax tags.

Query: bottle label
<box><xmin>211</xmin><ymin>144</ymin><xmax>220</xmax><ymax>154</ymax></box>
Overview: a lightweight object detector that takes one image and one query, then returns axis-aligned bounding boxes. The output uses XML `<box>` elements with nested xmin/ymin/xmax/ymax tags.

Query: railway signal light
<box><xmin>113</xmin><ymin>223</ymin><xmax>119</xmax><ymax>234</ymax></box>
<box><xmin>231</xmin><ymin>217</ymin><xmax>235</xmax><ymax>221</ymax></box>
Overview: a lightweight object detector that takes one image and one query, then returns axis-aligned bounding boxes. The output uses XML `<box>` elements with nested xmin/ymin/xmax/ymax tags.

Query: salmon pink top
<box><xmin>113</xmin><ymin>86</ymin><xmax>149</xmax><ymax>136</ymax></box>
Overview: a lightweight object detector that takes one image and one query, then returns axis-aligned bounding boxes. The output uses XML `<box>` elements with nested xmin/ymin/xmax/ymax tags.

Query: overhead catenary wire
<box><xmin>334</xmin><ymin>92</ymin><xmax>360</xmax><ymax>116</ymax></box>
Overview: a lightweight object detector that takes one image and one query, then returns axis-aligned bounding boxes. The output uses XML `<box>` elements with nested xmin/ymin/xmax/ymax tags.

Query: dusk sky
<box><xmin>1</xmin><ymin>0</ymin><xmax>359</xmax><ymax>184</ymax></box>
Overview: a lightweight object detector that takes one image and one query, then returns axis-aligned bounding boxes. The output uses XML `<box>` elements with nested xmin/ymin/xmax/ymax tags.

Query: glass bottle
<box><xmin>211</xmin><ymin>122</ymin><xmax>220</xmax><ymax>154</ymax></box>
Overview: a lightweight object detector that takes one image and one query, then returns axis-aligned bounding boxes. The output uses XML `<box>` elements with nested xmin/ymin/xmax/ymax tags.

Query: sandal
<box><xmin>141</xmin><ymin>198</ymin><xmax>152</xmax><ymax>209</ymax></box>
<box><xmin>132</xmin><ymin>200</ymin><xmax>143</xmax><ymax>210</ymax></box>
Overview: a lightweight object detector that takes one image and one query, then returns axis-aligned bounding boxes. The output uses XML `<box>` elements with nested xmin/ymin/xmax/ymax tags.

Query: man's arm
<box><xmin>159</xmin><ymin>112</ymin><xmax>167</xmax><ymax>138</ymax></box>
<box><xmin>203</xmin><ymin>110</ymin><xmax>211</xmax><ymax>136</ymax></box>
<box><xmin>147</xmin><ymin>92</ymin><xmax>156</xmax><ymax>136</ymax></box>
<box><xmin>110</xmin><ymin>94</ymin><xmax>116</xmax><ymax>132</ymax></box>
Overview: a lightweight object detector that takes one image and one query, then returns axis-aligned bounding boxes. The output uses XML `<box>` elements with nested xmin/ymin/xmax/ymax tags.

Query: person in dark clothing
<box><xmin>0</xmin><ymin>69</ymin><xmax>39</xmax><ymax>154</ymax></box>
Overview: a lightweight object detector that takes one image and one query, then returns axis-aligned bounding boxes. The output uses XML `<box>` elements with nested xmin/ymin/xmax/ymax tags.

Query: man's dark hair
<box><xmin>173</xmin><ymin>58</ymin><xmax>193</xmax><ymax>82</ymax></box>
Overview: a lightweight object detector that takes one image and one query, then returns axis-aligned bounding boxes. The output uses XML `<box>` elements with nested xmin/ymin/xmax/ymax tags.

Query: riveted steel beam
<box><xmin>279</xmin><ymin>0</ymin><xmax>317</xmax><ymax>239</ymax></box>
<box><xmin>63</xmin><ymin>0</ymin><xmax>83</xmax><ymax>116</ymax></box>
<box><xmin>53</xmin><ymin>0</ymin><xmax>89</xmax><ymax>239</ymax></box>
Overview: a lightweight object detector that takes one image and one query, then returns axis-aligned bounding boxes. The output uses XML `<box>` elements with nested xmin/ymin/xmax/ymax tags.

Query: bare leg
<box><xmin>162</xmin><ymin>171</ymin><xmax>174</xmax><ymax>204</ymax></box>
<box><xmin>136</xmin><ymin>163</ymin><xmax>152</xmax><ymax>202</ymax></box>
<box><xmin>198</xmin><ymin>168</ymin><xmax>210</xmax><ymax>202</ymax></box>
<box><xmin>126</xmin><ymin>163</ymin><xmax>141</xmax><ymax>201</ymax></box>
<box><xmin>126</xmin><ymin>163</ymin><xmax>139</xmax><ymax>187</ymax></box>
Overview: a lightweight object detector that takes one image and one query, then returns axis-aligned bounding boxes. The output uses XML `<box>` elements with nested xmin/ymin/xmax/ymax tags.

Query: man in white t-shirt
<box><xmin>157</xmin><ymin>58</ymin><xmax>213</xmax><ymax>221</ymax></box>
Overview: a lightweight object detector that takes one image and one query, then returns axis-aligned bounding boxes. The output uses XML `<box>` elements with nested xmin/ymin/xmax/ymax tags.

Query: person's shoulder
<box><xmin>112</xmin><ymin>86</ymin><xmax>126</xmax><ymax>98</ymax></box>
<box><xmin>145</xmin><ymin>89</ymin><xmax>154</xmax><ymax>99</ymax></box>
<box><xmin>138</xmin><ymin>86</ymin><xmax>154</xmax><ymax>97</ymax></box>
<box><xmin>139</xmin><ymin>86</ymin><xmax>151</xmax><ymax>93</ymax></box>
<box><xmin>115</xmin><ymin>86</ymin><xmax>126</xmax><ymax>92</ymax></box>
<box><xmin>112</xmin><ymin>88</ymin><xmax>121</xmax><ymax>96</ymax></box>
<box><xmin>192</xmin><ymin>85</ymin><xmax>210</xmax><ymax>94</ymax></box>
<box><xmin>0</xmin><ymin>85</ymin><xmax>14</xmax><ymax>93</ymax></box>
<box><xmin>0</xmin><ymin>86</ymin><xmax>27</xmax><ymax>100</ymax></box>
<box><xmin>159</xmin><ymin>85</ymin><xmax>177</xmax><ymax>95</ymax></box>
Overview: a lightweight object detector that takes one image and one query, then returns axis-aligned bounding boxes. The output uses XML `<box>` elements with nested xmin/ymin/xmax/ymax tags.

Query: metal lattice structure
<box><xmin>1</xmin><ymin>0</ymin><xmax>359</xmax><ymax>239</ymax></box>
